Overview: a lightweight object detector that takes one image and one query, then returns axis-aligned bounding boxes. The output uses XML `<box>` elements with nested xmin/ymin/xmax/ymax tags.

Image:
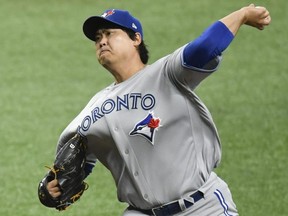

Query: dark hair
<box><xmin>124</xmin><ymin>28</ymin><xmax>149</xmax><ymax>64</ymax></box>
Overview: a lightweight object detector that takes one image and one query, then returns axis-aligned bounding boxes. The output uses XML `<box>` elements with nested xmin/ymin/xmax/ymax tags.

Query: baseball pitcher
<box><xmin>41</xmin><ymin>4</ymin><xmax>271</xmax><ymax>216</ymax></box>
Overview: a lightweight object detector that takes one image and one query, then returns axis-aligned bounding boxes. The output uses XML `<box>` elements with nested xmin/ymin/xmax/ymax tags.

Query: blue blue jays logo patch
<box><xmin>129</xmin><ymin>112</ymin><xmax>161</xmax><ymax>145</ymax></box>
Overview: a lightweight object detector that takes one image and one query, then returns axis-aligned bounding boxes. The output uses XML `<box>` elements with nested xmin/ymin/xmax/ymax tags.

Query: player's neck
<box><xmin>104</xmin><ymin>61</ymin><xmax>146</xmax><ymax>84</ymax></box>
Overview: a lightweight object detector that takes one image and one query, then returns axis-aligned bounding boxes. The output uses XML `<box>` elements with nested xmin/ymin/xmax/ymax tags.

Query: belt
<box><xmin>128</xmin><ymin>191</ymin><xmax>204</xmax><ymax>216</ymax></box>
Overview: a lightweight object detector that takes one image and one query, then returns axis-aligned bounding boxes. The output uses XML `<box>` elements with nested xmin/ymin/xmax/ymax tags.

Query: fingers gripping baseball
<box><xmin>242</xmin><ymin>4</ymin><xmax>271</xmax><ymax>30</ymax></box>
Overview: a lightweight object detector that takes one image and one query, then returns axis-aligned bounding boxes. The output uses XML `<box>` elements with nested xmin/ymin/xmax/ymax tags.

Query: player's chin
<box><xmin>98</xmin><ymin>58</ymin><xmax>111</xmax><ymax>68</ymax></box>
<box><xmin>97</xmin><ymin>55</ymin><xmax>106</xmax><ymax>64</ymax></box>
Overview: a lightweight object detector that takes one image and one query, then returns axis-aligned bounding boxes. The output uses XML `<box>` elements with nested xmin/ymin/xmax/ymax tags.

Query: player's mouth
<box><xmin>99</xmin><ymin>49</ymin><xmax>110</xmax><ymax>56</ymax></box>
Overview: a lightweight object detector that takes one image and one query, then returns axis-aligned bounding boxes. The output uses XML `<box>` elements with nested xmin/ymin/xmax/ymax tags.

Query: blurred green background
<box><xmin>0</xmin><ymin>0</ymin><xmax>287</xmax><ymax>215</ymax></box>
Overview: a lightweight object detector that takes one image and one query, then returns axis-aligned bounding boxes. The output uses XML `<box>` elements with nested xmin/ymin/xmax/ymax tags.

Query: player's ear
<box><xmin>133</xmin><ymin>32</ymin><xmax>142</xmax><ymax>46</ymax></box>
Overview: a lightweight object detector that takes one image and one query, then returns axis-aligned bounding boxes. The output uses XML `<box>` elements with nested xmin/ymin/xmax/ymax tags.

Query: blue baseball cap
<box><xmin>83</xmin><ymin>9</ymin><xmax>143</xmax><ymax>41</ymax></box>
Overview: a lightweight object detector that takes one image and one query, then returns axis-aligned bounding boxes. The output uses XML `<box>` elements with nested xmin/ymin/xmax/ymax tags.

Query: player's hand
<box><xmin>47</xmin><ymin>179</ymin><xmax>62</xmax><ymax>198</ymax></box>
<box><xmin>241</xmin><ymin>4</ymin><xmax>271</xmax><ymax>30</ymax></box>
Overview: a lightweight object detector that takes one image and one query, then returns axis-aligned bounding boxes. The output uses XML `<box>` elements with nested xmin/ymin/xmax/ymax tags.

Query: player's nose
<box><xmin>99</xmin><ymin>36</ymin><xmax>108</xmax><ymax>48</ymax></box>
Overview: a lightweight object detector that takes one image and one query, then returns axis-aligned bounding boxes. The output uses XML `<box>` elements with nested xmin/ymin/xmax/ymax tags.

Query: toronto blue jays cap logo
<box><xmin>101</xmin><ymin>9</ymin><xmax>115</xmax><ymax>18</ymax></box>
<box><xmin>129</xmin><ymin>112</ymin><xmax>161</xmax><ymax>145</ymax></box>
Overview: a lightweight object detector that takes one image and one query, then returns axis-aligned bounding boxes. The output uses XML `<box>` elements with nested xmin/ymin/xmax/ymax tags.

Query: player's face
<box><xmin>95</xmin><ymin>29</ymin><xmax>137</xmax><ymax>67</ymax></box>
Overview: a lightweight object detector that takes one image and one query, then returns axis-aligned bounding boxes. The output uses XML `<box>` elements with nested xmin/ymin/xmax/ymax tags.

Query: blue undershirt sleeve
<box><xmin>84</xmin><ymin>162</ymin><xmax>96</xmax><ymax>178</ymax></box>
<box><xmin>183</xmin><ymin>21</ymin><xmax>234</xmax><ymax>69</ymax></box>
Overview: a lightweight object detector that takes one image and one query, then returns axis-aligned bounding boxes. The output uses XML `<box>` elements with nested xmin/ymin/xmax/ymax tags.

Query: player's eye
<box><xmin>105</xmin><ymin>31</ymin><xmax>112</xmax><ymax>37</ymax></box>
<box><xmin>95</xmin><ymin>35</ymin><xmax>101</xmax><ymax>43</ymax></box>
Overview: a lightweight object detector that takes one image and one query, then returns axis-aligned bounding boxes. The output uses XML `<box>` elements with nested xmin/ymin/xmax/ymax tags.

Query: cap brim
<box><xmin>83</xmin><ymin>16</ymin><xmax>123</xmax><ymax>41</ymax></box>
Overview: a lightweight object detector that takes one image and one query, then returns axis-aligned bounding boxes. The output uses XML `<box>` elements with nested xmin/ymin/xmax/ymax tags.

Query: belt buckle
<box><xmin>151</xmin><ymin>205</ymin><xmax>165</xmax><ymax>216</ymax></box>
<box><xmin>151</xmin><ymin>201</ymin><xmax>180</xmax><ymax>216</ymax></box>
<box><xmin>150</xmin><ymin>192</ymin><xmax>203</xmax><ymax>216</ymax></box>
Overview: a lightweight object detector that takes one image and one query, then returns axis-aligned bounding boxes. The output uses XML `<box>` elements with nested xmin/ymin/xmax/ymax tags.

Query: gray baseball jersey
<box><xmin>57</xmin><ymin>45</ymin><xmax>222</xmax><ymax>210</ymax></box>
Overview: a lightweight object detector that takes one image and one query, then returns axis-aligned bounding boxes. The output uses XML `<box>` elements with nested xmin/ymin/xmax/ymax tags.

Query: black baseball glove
<box><xmin>38</xmin><ymin>133</ymin><xmax>88</xmax><ymax>211</ymax></box>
